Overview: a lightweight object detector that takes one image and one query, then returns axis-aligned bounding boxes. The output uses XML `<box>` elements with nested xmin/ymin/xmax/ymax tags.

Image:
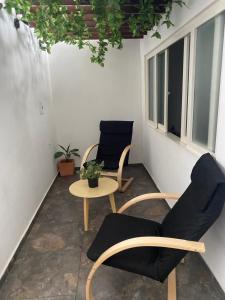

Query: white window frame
<box><xmin>180</xmin><ymin>35</ymin><xmax>190</xmax><ymax>144</ymax></box>
<box><xmin>146</xmin><ymin>35</ymin><xmax>190</xmax><ymax>140</ymax></box>
<box><xmin>144</xmin><ymin>0</ymin><xmax>225</xmax><ymax>153</ymax></box>
<box><xmin>156</xmin><ymin>50</ymin><xmax>168</xmax><ymax>133</ymax></box>
<box><xmin>145</xmin><ymin>55</ymin><xmax>157</xmax><ymax>129</ymax></box>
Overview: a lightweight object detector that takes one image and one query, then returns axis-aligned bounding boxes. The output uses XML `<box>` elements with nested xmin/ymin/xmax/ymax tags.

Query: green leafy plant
<box><xmin>3</xmin><ymin>0</ymin><xmax>186</xmax><ymax>66</ymax></box>
<box><xmin>80</xmin><ymin>161</ymin><xmax>102</xmax><ymax>179</ymax></box>
<box><xmin>54</xmin><ymin>144</ymin><xmax>80</xmax><ymax>161</ymax></box>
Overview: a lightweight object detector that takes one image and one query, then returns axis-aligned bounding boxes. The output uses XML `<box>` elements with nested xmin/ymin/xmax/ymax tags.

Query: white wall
<box><xmin>140</xmin><ymin>0</ymin><xmax>225</xmax><ymax>291</ymax></box>
<box><xmin>50</xmin><ymin>40</ymin><xmax>142</xmax><ymax>165</ymax></box>
<box><xmin>1</xmin><ymin>0</ymin><xmax>224</xmax><ymax>291</ymax></box>
<box><xmin>0</xmin><ymin>9</ymin><xmax>57</xmax><ymax>279</ymax></box>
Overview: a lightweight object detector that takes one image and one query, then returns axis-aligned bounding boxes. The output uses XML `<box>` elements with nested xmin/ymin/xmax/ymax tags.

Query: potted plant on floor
<box><xmin>54</xmin><ymin>145</ymin><xmax>80</xmax><ymax>176</ymax></box>
<box><xmin>80</xmin><ymin>161</ymin><xmax>103</xmax><ymax>188</ymax></box>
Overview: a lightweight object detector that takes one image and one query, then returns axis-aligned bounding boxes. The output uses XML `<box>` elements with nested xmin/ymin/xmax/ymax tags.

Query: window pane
<box><xmin>168</xmin><ymin>38</ymin><xmax>184</xmax><ymax>137</ymax></box>
<box><xmin>157</xmin><ymin>52</ymin><xmax>165</xmax><ymax>125</ymax></box>
<box><xmin>183</xmin><ymin>35</ymin><xmax>191</xmax><ymax>138</ymax></box>
<box><xmin>193</xmin><ymin>13</ymin><xmax>225</xmax><ymax>151</ymax></box>
<box><xmin>148</xmin><ymin>57</ymin><xmax>155</xmax><ymax>121</ymax></box>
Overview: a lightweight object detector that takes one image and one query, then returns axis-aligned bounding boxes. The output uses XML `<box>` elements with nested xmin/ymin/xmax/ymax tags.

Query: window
<box><xmin>146</xmin><ymin>8</ymin><xmax>225</xmax><ymax>153</ymax></box>
<box><xmin>148</xmin><ymin>57</ymin><xmax>155</xmax><ymax>122</ymax></box>
<box><xmin>192</xmin><ymin>13</ymin><xmax>225</xmax><ymax>151</ymax></box>
<box><xmin>157</xmin><ymin>51</ymin><xmax>165</xmax><ymax>126</ymax></box>
<box><xmin>168</xmin><ymin>38</ymin><xmax>184</xmax><ymax>137</ymax></box>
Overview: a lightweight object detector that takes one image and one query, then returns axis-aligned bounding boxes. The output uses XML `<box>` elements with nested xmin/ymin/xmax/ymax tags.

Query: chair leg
<box><xmin>119</xmin><ymin>177</ymin><xmax>134</xmax><ymax>192</ymax></box>
<box><xmin>168</xmin><ymin>269</ymin><xmax>177</xmax><ymax>300</ymax></box>
<box><xmin>109</xmin><ymin>193</ymin><xmax>117</xmax><ymax>212</ymax></box>
<box><xmin>83</xmin><ymin>198</ymin><xmax>89</xmax><ymax>231</ymax></box>
<box><xmin>117</xmin><ymin>164</ymin><xmax>131</xmax><ymax>193</ymax></box>
<box><xmin>86</xmin><ymin>277</ymin><xmax>93</xmax><ymax>300</ymax></box>
<box><xmin>86</xmin><ymin>260</ymin><xmax>177</xmax><ymax>300</ymax></box>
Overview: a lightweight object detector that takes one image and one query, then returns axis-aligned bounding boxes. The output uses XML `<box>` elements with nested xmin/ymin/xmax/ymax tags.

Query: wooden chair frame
<box><xmin>80</xmin><ymin>143</ymin><xmax>134</xmax><ymax>192</ymax></box>
<box><xmin>86</xmin><ymin>193</ymin><xmax>206</xmax><ymax>300</ymax></box>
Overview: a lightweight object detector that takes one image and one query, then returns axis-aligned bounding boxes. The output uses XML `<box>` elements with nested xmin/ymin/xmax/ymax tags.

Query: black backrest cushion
<box><xmin>155</xmin><ymin>154</ymin><xmax>225</xmax><ymax>282</ymax></box>
<box><xmin>191</xmin><ymin>153</ymin><xmax>225</xmax><ymax>210</ymax></box>
<box><xmin>96</xmin><ymin>121</ymin><xmax>134</xmax><ymax>169</ymax></box>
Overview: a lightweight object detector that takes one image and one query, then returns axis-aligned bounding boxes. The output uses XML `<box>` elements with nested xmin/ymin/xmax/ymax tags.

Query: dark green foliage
<box><xmin>80</xmin><ymin>161</ymin><xmax>103</xmax><ymax>179</ymax></box>
<box><xmin>4</xmin><ymin>0</ymin><xmax>186</xmax><ymax>66</ymax></box>
<box><xmin>54</xmin><ymin>144</ymin><xmax>80</xmax><ymax>161</ymax></box>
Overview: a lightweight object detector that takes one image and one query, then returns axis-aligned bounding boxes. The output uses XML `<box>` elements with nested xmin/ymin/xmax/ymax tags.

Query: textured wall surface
<box><xmin>0</xmin><ymin>9</ymin><xmax>57</xmax><ymax>278</ymax></box>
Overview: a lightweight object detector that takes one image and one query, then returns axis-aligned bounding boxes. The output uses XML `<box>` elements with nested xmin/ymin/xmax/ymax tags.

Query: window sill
<box><xmin>153</xmin><ymin>128</ymin><xmax>211</xmax><ymax>158</ymax></box>
<box><xmin>186</xmin><ymin>143</ymin><xmax>214</xmax><ymax>158</ymax></box>
<box><xmin>146</xmin><ymin>119</ymin><xmax>157</xmax><ymax>129</ymax></box>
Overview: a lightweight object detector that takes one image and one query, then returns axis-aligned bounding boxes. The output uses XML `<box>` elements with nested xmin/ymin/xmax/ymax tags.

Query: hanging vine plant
<box><xmin>2</xmin><ymin>0</ymin><xmax>186</xmax><ymax>66</ymax></box>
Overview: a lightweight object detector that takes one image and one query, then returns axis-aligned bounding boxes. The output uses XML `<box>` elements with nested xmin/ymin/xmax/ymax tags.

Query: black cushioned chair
<box><xmin>81</xmin><ymin>121</ymin><xmax>134</xmax><ymax>192</ymax></box>
<box><xmin>86</xmin><ymin>153</ymin><xmax>225</xmax><ymax>300</ymax></box>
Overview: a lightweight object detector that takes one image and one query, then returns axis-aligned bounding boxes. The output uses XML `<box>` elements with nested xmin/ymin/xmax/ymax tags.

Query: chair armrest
<box><xmin>117</xmin><ymin>145</ymin><xmax>131</xmax><ymax>184</ymax></box>
<box><xmin>80</xmin><ymin>144</ymin><xmax>99</xmax><ymax>171</ymax></box>
<box><xmin>86</xmin><ymin>236</ymin><xmax>205</xmax><ymax>300</ymax></box>
<box><xmin>119</xmin><ymin>145</ymin><xmax>131</xmax><ymax>169</ymax></box>
<box><xmin>118</xmin><ymin>193</ymin><xmax>181</xmax><ymax>214</ymax></box>
<box><xmin>93</xmin><ymin>237</ymin><xmax>205</xmax><ymax>265</ymax></box>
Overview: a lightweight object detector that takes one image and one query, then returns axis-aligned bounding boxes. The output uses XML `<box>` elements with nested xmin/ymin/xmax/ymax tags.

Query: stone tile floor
<box><xmin>0</xmin><ymin>165</ymin><xmax>225</xmax><ymax>300</ymax></box>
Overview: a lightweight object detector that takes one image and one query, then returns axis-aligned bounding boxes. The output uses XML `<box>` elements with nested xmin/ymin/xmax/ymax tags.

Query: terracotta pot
<box><xmin>58</xmin><ymin>159</ymin><xmax>75</xmax><ymax>176</ymax></box>
<box><xmin>88</xmin><ymin>178</ymin><xmax>99</xmax><ymax>188</ymax></box>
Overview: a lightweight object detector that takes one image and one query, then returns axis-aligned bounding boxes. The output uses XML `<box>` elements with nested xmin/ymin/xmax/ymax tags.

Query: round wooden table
<box><xmin>69</xmin><ymin>177</ymin><xmax>119</xmax><ymax>231</ymax></box>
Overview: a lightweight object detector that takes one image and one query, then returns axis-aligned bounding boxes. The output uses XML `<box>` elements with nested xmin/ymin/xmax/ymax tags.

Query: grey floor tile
<box><xmin>26</xmin><ymin>296</ymin><xmax>75</xmax><ymax>300</ymax></box>
<box><xmin>19</xmin><ymin>222</ymin><xmax>83</xmax><ymax>257</ymax></box>
<box><xmin>0</xmin><ymin>249</ymin><xmax>81</xmax><ymax>300</ymax></box>
<box><xmin>0</xmin><ymin>165</ymin><xmax>224</xmax><ymax>300</ymax></box>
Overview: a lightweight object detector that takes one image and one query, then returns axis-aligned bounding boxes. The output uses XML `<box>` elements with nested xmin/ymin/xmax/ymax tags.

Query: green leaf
<box><xmin>80</xmin><ymin>161</ymin><xmax>102</xmax><ymax>179</ymax></box>
<box><xmin>152</xmin><ymin>31</ymin><xmax>161</xmax><ymax>39</ymax></box>
<box><xmin>73</xmin><ymin>153</ymin><xmax>80</xmax><ymax>157</ymax></box>
<box><xmin>4</xmin><ymin>0</ymin><xmax>186</xmax><ymax>66</ymax></box>
<box><xmin>70</xmin><ymin>148</ymin><xmax>79</xmax><ymax>152</ymax></box>
<box><xmin>54</xmin><ymin>151</ymin><xmax>64</xmax><ymax>159</ymax></box>
<box><xmin>58</xmin><ymin>144</ymin><xmax>67</xmax><ymax>152</ymax></box>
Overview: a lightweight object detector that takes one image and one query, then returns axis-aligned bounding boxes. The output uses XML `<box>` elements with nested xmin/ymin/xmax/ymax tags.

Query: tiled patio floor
<box><xmin>0</xmin><ymin>165</ymin><xmax>224</xmax><ymax>300</ymax></box>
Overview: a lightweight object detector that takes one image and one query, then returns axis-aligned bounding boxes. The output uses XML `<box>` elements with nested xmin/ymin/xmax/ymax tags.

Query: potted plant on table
<box><xmin>54</xmin><ymin>144</ymin><xmax>80</xmax><ymax>176</ymax></box>
<box><xmin>80</xmin><ymin>161</ymin><xmax>103</xmax><ymax>188</ymax></box>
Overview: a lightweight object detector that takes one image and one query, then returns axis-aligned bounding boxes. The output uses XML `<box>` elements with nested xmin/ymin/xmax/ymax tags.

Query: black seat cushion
<box><xmin>87</xmin><ymin>213</ymin><xmax>161</xmax><ymax>277</ymax></box>
<box><xmin>96</xmin><ymin>121</ymin><xmax>134</xmax><ymax>170</ymax></box>
<box><xmin>87</xmin><ymin>154</ymin><xmax>225</xmax><ymax>283</ymax></box>
<box><xmin>157</xmin><ymin>153</ymin><xmax>225</xmax><ymax>282</ymax></box>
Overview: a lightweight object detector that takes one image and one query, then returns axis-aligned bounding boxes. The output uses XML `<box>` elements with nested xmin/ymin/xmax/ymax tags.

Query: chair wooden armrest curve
<box><xmin>80</xmin><ymin>144</ymin><xmax>99</xmax><ymax>174</ymax></box>
<box><xmin>117</xmin><ymin>144</ymin><xmax>132</xmax><ymax>189</ymax></box>
<box><xmin>118</xmin><ymin>192</ymin><xmax>181</xmax><ymax>214</ymax></box>
<box><xmin>118</xmin><ymin>145</ymin><xmax>131</xmax><ymax>169</ymax></box>
<box><xmin>86</xmin><ymin>236</ymin><xmax>205</xmax><ymax>300</ymax></box>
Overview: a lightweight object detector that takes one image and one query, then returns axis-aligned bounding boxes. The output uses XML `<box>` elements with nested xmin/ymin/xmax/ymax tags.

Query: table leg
<box><xmin>109</xmin><ymin>193</ymin><xmax>117</xmax><ymax>213</ymax></box>
<box><xmin>83</xmin><ymin>198</ymin><xmax>89</xmax><ymax>231</ymax></box>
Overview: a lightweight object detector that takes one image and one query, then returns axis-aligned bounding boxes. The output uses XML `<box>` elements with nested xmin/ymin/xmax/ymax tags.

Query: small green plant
<box><xmin>54</xmin><ymin>144</ymin><xmax>80</xmax><ymax>161</ymax></box>
<box><xmin>80</xmin><ymin>161</ymin><xmax>102</xmax><ymax>179</ymax></box>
